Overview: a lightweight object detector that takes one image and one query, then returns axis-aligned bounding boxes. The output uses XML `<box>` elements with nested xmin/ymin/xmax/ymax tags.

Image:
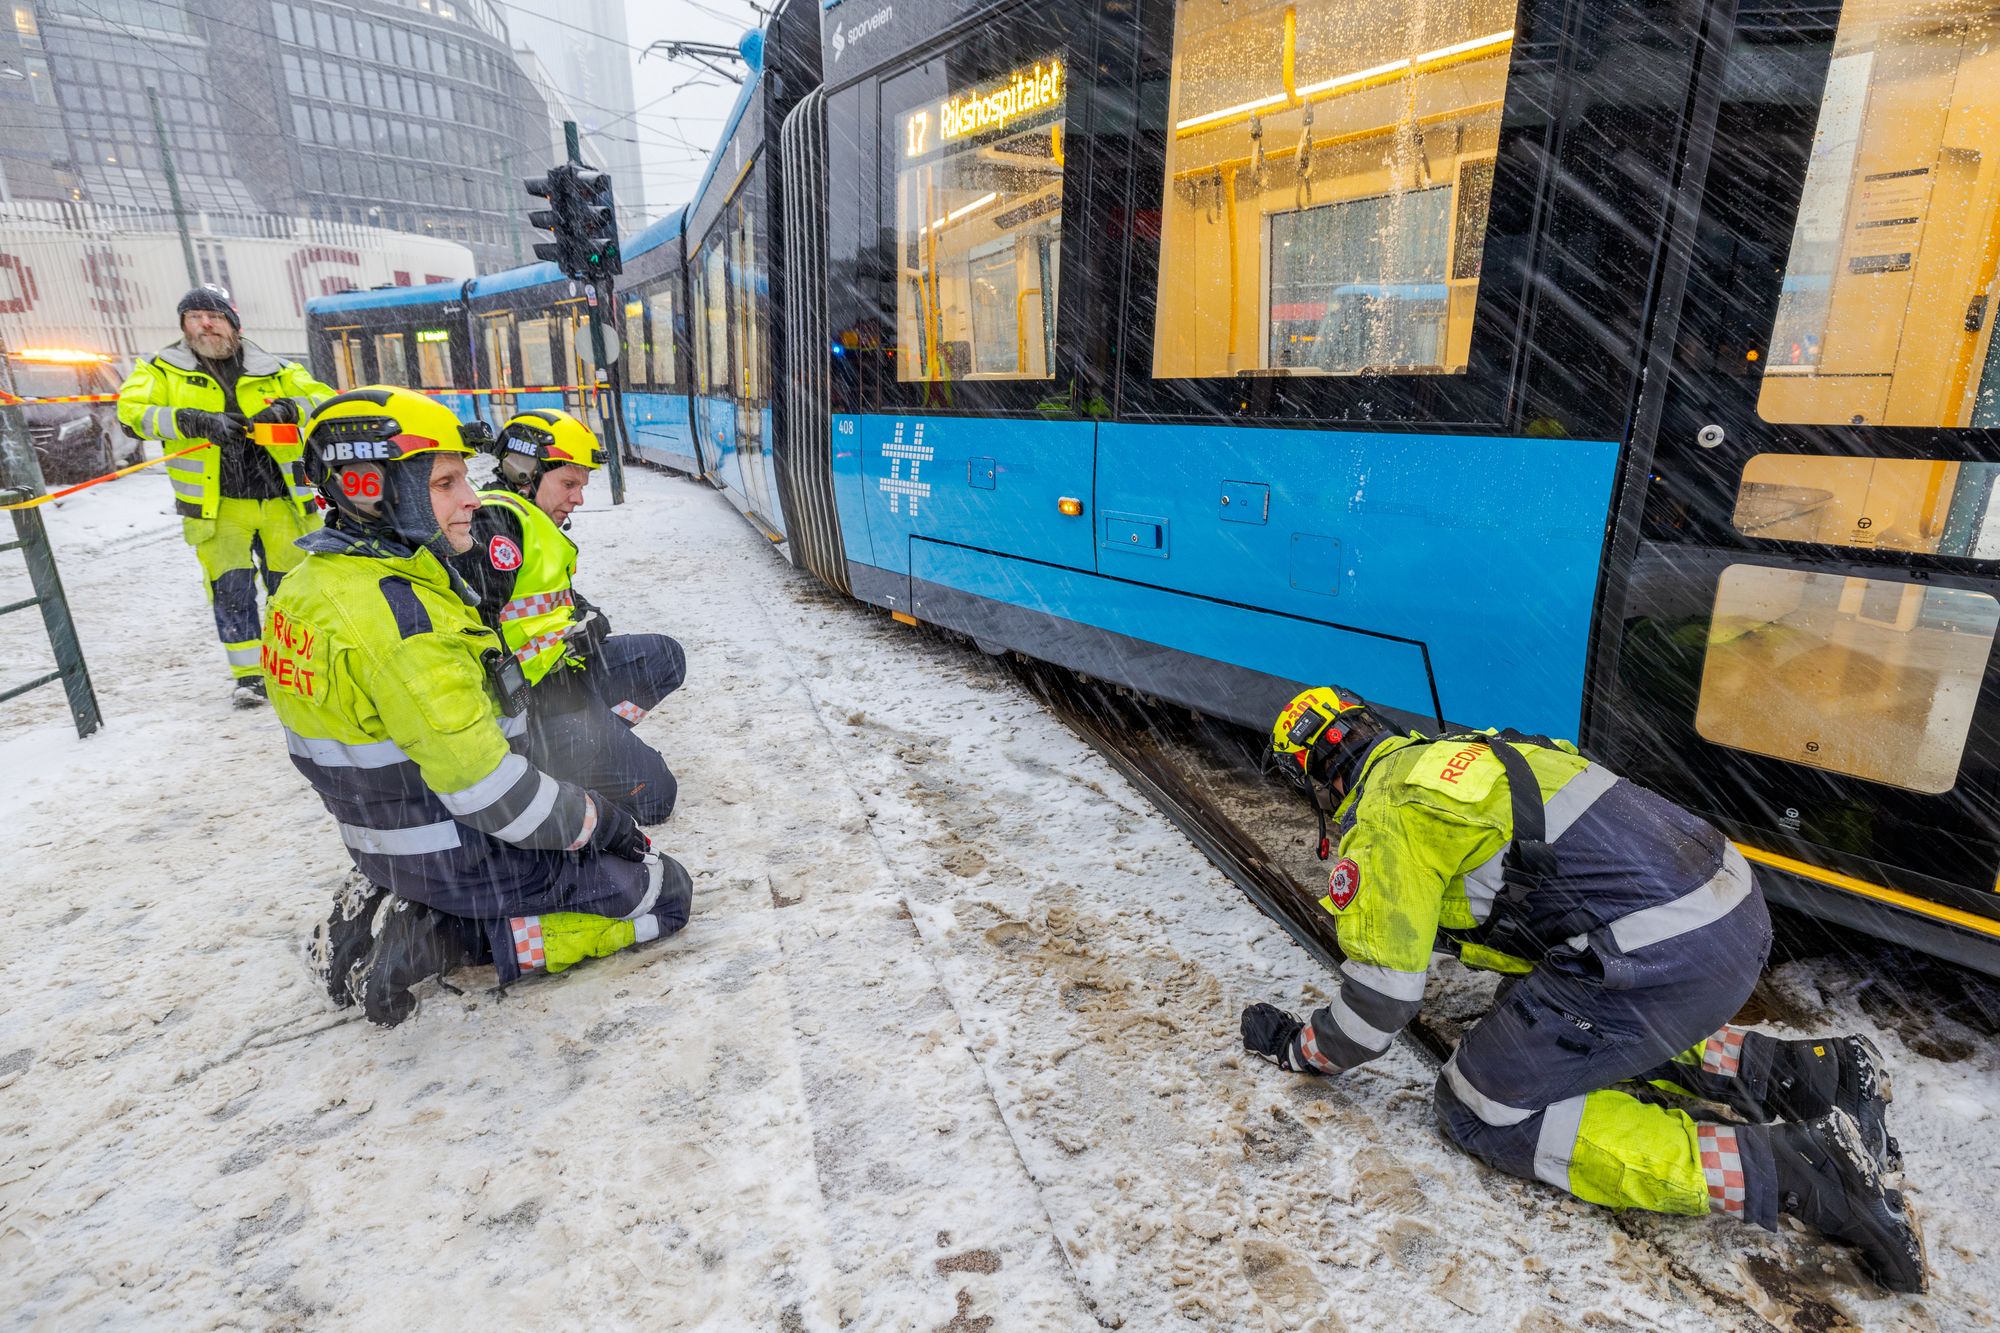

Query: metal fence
<box><xmin>0</xmin><ymin>402</ymin><xmax>100</xmax><ymax>738</ymax></box>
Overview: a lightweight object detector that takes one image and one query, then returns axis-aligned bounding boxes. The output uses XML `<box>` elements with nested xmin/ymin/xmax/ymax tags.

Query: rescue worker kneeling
<box><xmin>264</xmin><ymin>387</ymin><xmax>693</xmax><ymax>1027</ymax></box>
<box><xmin>1241</xmin><ymin>687</ymin><xmax>1926</xmax><ymax>1294</ymax></box>
<box><xmin>449</xmin><ymin>408</ymin><xmax>684</xmax><ymax>824</ymax></box>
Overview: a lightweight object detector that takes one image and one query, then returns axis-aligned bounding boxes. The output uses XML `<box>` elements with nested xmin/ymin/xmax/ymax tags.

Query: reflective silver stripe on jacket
<box><xmin>142</xmin><ymin>405</ymin><xmax>177</xmax><ymax>439</ymax></box>
<box><xmin>499</xmin><ymin>710</ymin><xmax>528</xmax><ymax>739</ymax></box>
<box><xmin>171</xmin><ymin>479</ymin><xmax>206</xmax><ymax>500</ymax></box>
<box><xmin>1326</xmin><ymin>993</ymin><xmax>1396</xmax><ymax>1053</ymax></box>
<box><xmin>225</xmin><ymin>644</ymin><xmax>261</xmax><ymax>668</ymax></box>
<box><xmin>340</xmin><ymin>820</ymin><xmax>462</xmax><ymax>856</ymax></box>
<box><xmin>1462</xmin><ymin>761</ymin><xmax>1620</xmax><ymax>919</ymax></box>
<box><xmin>285</xmin><ymin>728</ymin><xmax>411</xmax><ymax>770</ymax></box>
<box><xmin>490</xmin><ymin>773</ymin><xmax>558</xmax><ymax>843</ymax></box>
<box><xmin>1342</xmin><ymin>960</ymin><xmax>1427</xmax><ymax>1003</ymax></box>
<box><xmin>1572</xmin><ymin>844</ymin><xmax>1755</xmax><ymax>956</ymax></box>
<box><xmin>437</xmin><ymin>751</ymin><xmax>529</xmax><ymax>817</ymax></box>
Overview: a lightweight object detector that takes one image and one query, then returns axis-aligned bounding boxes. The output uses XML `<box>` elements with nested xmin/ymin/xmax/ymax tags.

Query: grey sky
<box><xmin>614</xmin><ymin>0</ymin><xmax>766</xmax><ymax>214</ymax></box>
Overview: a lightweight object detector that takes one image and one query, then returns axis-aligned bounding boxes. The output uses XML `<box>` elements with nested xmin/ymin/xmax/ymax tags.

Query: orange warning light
<box><xmin>14</xmin><ymin>347</ymin><xmax>110</xmax><ymax>364</ymax></box>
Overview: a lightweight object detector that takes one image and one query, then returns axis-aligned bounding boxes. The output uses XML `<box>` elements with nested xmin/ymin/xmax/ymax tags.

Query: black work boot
<box><xmin>1763</xmin><ymin>1033</ymin><xmax>1900</xmax><ymax>1173</ymax></box>
<box><xmin>650</xmin><ymin>853</ymin><xmax>694</xmax><ymax>938</ymax></box>
<box><xmin>348</xmin><ymin>897</ymin><xmax>485</xmax><ymax>1029</ymax></box>
<box><xmin>1773</xmin><ymin>1110</ymin><xmax>1927</xmax><ymax>1294</ymax></box>
<box><xmin>306</xmin><ymin>875</ymin><xmax>388</xmax><ymax>1008</ymax></box>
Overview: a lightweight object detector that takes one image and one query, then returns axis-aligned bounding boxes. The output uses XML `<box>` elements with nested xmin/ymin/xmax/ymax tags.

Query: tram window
<box><xmin>889</xmin><ymin>55</ymin><xmax>1066</xmax><ymax>382</ymax></box>
<box><xmin>650</xmin><ymin>291</ymin><xmax>677</xmax><ymax>389</ymax></box>
<box><xmin>1761</xmin><ymin>2</ymin><xmax>2000</xmax><ymax>428</ymax></box>
<box><xmin>729</xmin><ymin>194</ymin><xmax>765</xmax><ymax>399</ymax></box>
<box><xmin>622</xmin><ymin>299</ymin><xmax>649</xmax><ymax>388</ymax></box>
<box><xmin>1733</xmin><ymin>454</ymin><xmax>2000</xmax><ymax>558</ymax></box>
<box><xmin>481</xmin><ymin>313</ymin><xmax>513</xmax><ymax>395</ymax></box>
<box><xmin>1152</xmin><ymin>0</ymin><xmax>1514</xmax><ymax>379</ymax></box>
<box><xmin>701</xmin><ymin>238</ymin><xmax>729</xmax><ymax>393</ymax></box>
<box><xmin>329</xmin><ymin>332</ymin><xmax>362</xmax><ymax>391</ymax></box>
<box><xmin>1696</xmin><ymin>565</ymin><xmax>1998</xmax><ymax>794</ymax></box>
<box><xmin>414</xmin><ymin>328</ymin><xmax>451</xmax><ymax>389</ymax></box>
<box><xmin>518</xmin><ymin>316</ymin><xmax>555</xmax><ymax>385</ymax></box>
<box><xmin>371</xmin><ymin>332</ymin><xmax>408</xmax><ymax>386</ymax></box>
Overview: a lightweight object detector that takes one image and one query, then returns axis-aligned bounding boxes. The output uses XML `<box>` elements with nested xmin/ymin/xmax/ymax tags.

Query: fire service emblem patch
<box><xmin>1326</xmin><ymin>857</ymin><xmax>1362</xmax><ymax>911</ymax></box>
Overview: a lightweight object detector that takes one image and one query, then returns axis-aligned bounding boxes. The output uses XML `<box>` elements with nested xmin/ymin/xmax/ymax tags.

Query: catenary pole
<box><xmin>147</xmin><ymin>88</ymin><xmax>200</xmax><ymax>290</ymax></box>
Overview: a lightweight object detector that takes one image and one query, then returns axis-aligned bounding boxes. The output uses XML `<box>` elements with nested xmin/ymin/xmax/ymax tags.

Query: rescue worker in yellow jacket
<box><xmin>1240</xmin><ymin>686</ymin><xmax>1926</xmax><ymax>1293</ymax></box>
<box><xmin>264</xmin><ymin>386</ymin><xmax>692</xmax><ymax>1027</ymax></box>
<box><xmin>116</xmin><ymin>284</ymin><xmax>330</xmax><ymax>706</ymax></box>
<box><xmin>448</xmin><ymin>408</ymin><xmax>684</xmax><ymax>823</ymax></box>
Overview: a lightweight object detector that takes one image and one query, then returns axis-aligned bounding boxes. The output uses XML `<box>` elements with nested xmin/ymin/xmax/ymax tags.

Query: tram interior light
<box><xmin>1174</xmin><ymin>28</ymin><xmax>1514</xmax><ymax>134</ymax></box>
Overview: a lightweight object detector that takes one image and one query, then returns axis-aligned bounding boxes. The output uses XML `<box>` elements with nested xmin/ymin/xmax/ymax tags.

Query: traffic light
<box><xmin>522</xmin><ymin>163</ymin><xmax>620</xmax><ymax>281</ymax></box>
<box><xmin>524</xmin><ymin>165</ymin><xmax>582</xmax><ymax>274</ymax></box>
<box><xmin>572</xmin><ymin>167</ymin><xmax>621</xmax><ymax>279</ymax></box>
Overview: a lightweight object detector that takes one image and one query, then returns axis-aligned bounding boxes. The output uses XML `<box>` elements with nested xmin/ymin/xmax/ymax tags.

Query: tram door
<box><xmin>326</xmin><ymin>328</ymin><xmax>364</xmax><ymax>390</ymax></box>
<box><xmin>481</xmin><ymin>312</ymin><xmax>516</xmax><ymax>424</ymax></box>
<box><xmin>1596</xmin><ymin>0</ymin><xmax>2000</xmax><ymax>943</ymax></box>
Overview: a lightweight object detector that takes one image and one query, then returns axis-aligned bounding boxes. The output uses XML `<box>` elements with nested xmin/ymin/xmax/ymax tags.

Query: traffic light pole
<box><xmin>566</xmin><ymin>121</ymin><xmax>625</xmax><ymax>507</ymax></box>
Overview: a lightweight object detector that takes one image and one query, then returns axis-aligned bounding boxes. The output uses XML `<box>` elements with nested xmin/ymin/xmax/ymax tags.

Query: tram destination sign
<box><xmin>898</xmin><ymin>58</ymin><xmax>1064</xmax><ymax>162</ymax></box>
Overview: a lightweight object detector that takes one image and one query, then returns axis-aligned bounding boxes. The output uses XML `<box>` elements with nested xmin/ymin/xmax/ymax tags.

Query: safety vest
<box><xmin>114</xmin><ymin>340</ymin><xmax>330</xmax><ymax>519</ymax></box>
<box><xmin>480</xmin><ymin>488</ymin><xmax>581</xmax><ymax>684</ymax></box>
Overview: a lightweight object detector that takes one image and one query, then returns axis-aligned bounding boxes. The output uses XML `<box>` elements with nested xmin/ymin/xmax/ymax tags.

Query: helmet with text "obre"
<box><xmin>303</xmin><ymin>386</ymin><xmax>477</xmax><ymax>557</ymax></box>
<box><xmin>492</xmin><ymin>407</ymin><xmax>603</xmax><ymax>497</ymax></box>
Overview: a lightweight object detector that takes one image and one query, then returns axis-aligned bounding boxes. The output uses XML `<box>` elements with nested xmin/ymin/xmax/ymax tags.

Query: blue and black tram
<box><xmin>309</xmin><ymin>0</ymin><xmax>2000</xmax><ymax>975</ymax></box>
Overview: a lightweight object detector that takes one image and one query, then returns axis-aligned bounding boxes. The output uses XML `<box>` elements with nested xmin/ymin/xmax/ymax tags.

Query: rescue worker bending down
<box><xmin>1240</xmin><ymin>687</ymin><xmax>1925</xmax><ymax>1293</ymax></box>
<box><xmin>263</xmin><ymin>387</ymin><xmax>693</xmax><ymax>1027</ymax></box>
<box><xmin>116</xmin><ymin>283</ymin><xmax>331</xmax><ymax>706</ymax></box>
<box><xmin>448</xmin><ymin>409</ymin><xmax>684</xmax><ymax>824</ymax></box>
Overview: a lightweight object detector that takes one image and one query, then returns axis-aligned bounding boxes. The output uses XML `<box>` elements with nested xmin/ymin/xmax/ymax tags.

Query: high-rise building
<box><xmin>499</xmin><ymin>0</ymin><xmax>644</xmax><ymax>227</ymax></box>
<box><xmin>0</xmin><ymin>0</ymin><xmax>558</xmax><ymax>271</ymax></box>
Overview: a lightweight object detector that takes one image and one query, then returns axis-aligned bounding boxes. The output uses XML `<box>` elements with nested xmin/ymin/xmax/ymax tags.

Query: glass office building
<box><xmin>5</xmin><ymin>0</ymin><xmax>557</xmax><ymax>269</ymax></box>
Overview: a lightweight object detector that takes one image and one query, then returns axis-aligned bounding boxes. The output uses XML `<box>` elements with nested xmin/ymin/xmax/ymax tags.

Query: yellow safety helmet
<box><xmin>1272</xmin><ymin>685</ymin><xmax>1390</xmax><ymax>780</ymax></box>
<box><xmin>303</xmin><ymin>385</ymin><xmax>477</xmax><ymax>551</ymax></box>
<box><xmin>493</xmin><ymin>408</ymin><xmax>603</xmax><ymax>494</ymax></box>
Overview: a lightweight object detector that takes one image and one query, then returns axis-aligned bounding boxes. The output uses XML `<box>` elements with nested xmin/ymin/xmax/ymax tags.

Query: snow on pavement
<box><xmin>0</xmin><ymin>465</ymin><xmax>1992</xmax><ymax>1330</ymax></box>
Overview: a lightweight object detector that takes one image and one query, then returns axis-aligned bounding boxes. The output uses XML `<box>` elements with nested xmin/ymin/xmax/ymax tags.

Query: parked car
<box><xmin>6</xmin><ymin>350</ymin><xmax>133</xmax><ymax>486</ymax></box>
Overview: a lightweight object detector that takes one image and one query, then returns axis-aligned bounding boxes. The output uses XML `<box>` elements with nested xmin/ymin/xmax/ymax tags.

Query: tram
<box><xmin>309</xmin><ymin>0</ymin><xmax>2000</xmax><ymax>975</ymax></box>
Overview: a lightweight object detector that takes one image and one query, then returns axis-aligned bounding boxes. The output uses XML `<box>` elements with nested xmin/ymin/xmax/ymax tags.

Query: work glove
<box><xmin>250</xmin><ymin>399</ymin><xmax>298</xmax><ymax>425</ymax></box>
<box><xmin>565</xmin><ymin>608</ymin><xmax>612</xmax><ymax>658</ymax></box>
<box><xmin>589</xmin><ymin>793</ymin><xmax>650</xmax><ymax>862</ymax></box>
<box><xmin>1241</xmin><ymin>1003</ymin><xmax>1317</xmax><ymax>1074</ymax></box>
<box><xmin>175</xmin><ymin>408</ymin><xmax>246</xmax><ymax>445</ymax></box>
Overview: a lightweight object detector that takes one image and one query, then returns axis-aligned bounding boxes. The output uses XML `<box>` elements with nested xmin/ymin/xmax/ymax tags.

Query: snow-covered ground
<box><xmin>2</xmin><ymin>465</ymin><xmax>1995</xmax><ymax>1330</ymax></box>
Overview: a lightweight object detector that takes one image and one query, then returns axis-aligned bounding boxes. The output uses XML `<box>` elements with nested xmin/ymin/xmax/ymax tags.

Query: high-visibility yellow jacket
<box><xmin>262</xmin><ymin>523</ymin><xmax>604</xmax><ymax>911</ymax></box>
<box><xmin>461</xmin><ymin>487</ymin><xmax>583</xmax><ymax>684</ymax></box>
<box><xmin>115</xmin><ymin>340</ymin><xmax>330</xmax><ymax>519</ymax></box>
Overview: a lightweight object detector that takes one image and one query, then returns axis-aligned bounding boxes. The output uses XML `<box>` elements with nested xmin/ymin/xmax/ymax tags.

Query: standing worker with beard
<box><xmin>117</xmin><ymin>284</ymin><xmax>332</xmax><ymax>706</ymax></box>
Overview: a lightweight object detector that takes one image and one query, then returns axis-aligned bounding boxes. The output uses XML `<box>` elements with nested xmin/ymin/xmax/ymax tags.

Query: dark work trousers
<box><xmin>1434</xmin><ymin>861</ymin><xmax>1782</xmax><ymax>1225</ymax></box>
<box><xmin>518</xmin><ymin>633</ymin><xmax>685</xmax><ymax>824</ymax></box>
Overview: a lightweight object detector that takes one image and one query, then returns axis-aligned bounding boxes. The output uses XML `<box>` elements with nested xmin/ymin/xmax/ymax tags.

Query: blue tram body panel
<box><xmin>625</xmin><ymin>389</ymin><xmax>697</xmax><ymax>473</ymax></box>
<box><xmin>846</xmin><ymin>413</ymin><xmax>1097</xmax><ymax>572</ymax></box>
<box><xmin>1092</xmin><ymin>423</ymin><xmax>1619</xmax><ymax>735</ymax></box>
<box><xmin>835</xmin><ymin>411</ymin><xmax>1618</xmax><ymax>738</ymax></box>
